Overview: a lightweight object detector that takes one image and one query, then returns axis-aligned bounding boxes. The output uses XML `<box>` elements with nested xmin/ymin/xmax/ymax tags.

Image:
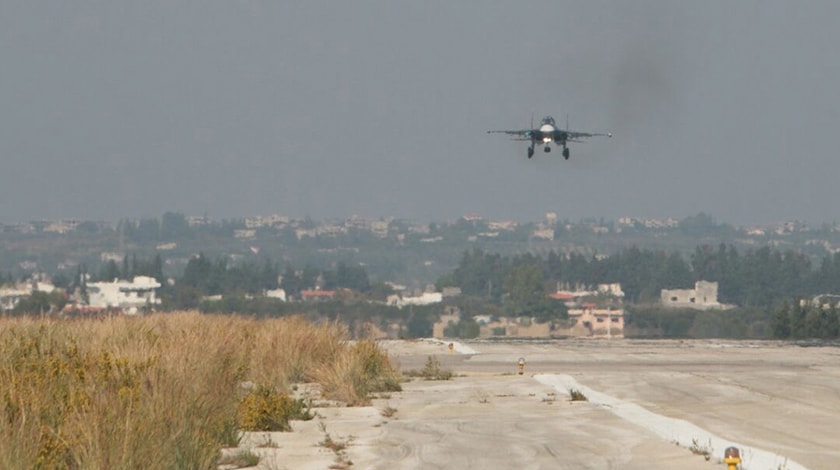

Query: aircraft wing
<box><xmin>487</xmin><ymin>129</ymin><xmax>533</xmax><ymax>137</ymax></box>
<box><xmin>566</xmin><ymin>131</ymin><xmax>612</xmax><ymax>140</ymax></box>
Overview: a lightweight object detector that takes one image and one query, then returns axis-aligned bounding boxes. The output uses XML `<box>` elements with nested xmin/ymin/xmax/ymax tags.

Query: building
<box><xmin>477</xmin><ymin>317</ymin><xmax>552</xmax><ymax>338</ymax></box>
<box><xmin>561</xmin><ymin>304</ymin><xmax>624</xmax><ymax>338</ymax></box>
<box><xmin>86</xmin><ymin>276</ymin><xmax>161</xmax><ymax>314</ymax></box>
<box><xmin>432</xmin><ymin>310</ymin><xmax>462</xmax><ymax>338</ymax></box>
<box><xmin>661</xmin><ymin>280</ymin><xmax>725</xmax><ymax>310</ymax></box>
<box><xmin>531</xmin><ymin>228</ymin><xmax>554</xmax><ymax>240</ymax></box>
<box><xmin>0</xmin><ymin>279</ymin><xmax>57</xmax><ymax>311</ymax></box>
<box><xmin>265</xmin><ymin>288</ymin><xmax>287</xmax><ymax>302</ymax></box>
<box><xmin>0</xmin><ymin>286</ymin><xmax>31</xmax><ymax>311</ymax></box>
<box><xmin>386</xmin><ymin>291</ymin><xmax>443</xmax><ymax>308</ymax></box>
<box><xmin>551</xmin><ymin>282</ymin><xmax>625</xmax><ymax>301</ymax></box>
<box><xmin>300</xmin><ymin>289</ymin><xmax>336</xmax><ymax>301</ymax></box>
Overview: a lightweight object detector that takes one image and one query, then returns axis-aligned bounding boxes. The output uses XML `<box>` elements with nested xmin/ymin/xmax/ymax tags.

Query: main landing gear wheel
<box><xmin>563</xmin><ymin>147</ymin><xmax>570</xmax><ymax>160</ymax></box>
<box><xmin>544</xmin><ymin>146</ymin><xmax>551</xmax><ymax>153</ymax></box>
<box><xmin>527</xmin><ymin>147</ymin><xmax>534</xmax><ymax>159</ymax></box>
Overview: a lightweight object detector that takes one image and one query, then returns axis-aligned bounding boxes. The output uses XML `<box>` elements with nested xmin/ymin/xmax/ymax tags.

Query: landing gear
<box><xmin>563</xmin><ymin>147</ymin><xmax>570</xmax><ymax>160</ymax></box>
<box><xmin>544</xmin><ymin>146</ymin><xmax>551</xmax><ymax>153</ymax></box>
<box><xmin>527</xmin><ymin>146</ymin><xmax>534</xmax><ymax>159</ymax></box>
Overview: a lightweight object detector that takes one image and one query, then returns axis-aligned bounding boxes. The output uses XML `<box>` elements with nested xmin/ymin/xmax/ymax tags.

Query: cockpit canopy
<box><xmin>541</xmin><ymin>116</ymin><xmax>556</xmax><ymax>126</ymax></box>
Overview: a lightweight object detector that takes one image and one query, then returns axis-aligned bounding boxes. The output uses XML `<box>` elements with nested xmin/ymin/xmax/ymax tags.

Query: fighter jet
<box><xmin>488</xmin><ymin>115</ymin><xmax>611</xmax><ymax>159</ymax></box>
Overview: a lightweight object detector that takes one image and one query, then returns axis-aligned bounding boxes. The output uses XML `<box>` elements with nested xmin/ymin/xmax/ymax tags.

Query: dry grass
<box><xmin>403</xmin><ymin>355</ymin><xmax>453</xmax><ymax>381</ymax></box>
<box><xmin>312</xmin><ymin>339</ymin><xmax>402</xmax><ymax>406</ymax></box>
<box><xmin>0</xmin><ymin>312</ymin><xmax>400</xmax><ymax>469</ymax></box>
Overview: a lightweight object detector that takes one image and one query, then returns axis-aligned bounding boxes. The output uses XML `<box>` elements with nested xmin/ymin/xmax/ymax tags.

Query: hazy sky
<box><xmin>2</xmin><ymin>1</ymin><xmax>839</xmax><ymax>225</ymax></box>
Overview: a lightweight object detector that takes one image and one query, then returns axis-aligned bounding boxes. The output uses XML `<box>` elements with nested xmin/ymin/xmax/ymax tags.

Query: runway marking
<box><xmin>535</xmin><ymin>374</ymin><xmax>808</xmax><ymax>470</ymax></box>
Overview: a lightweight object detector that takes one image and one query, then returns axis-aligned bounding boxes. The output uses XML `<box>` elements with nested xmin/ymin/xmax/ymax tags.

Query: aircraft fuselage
<box><xmin>532</xmin><ymin>124</ymin><xmax>567</xmax><ymax>147</ymax></box>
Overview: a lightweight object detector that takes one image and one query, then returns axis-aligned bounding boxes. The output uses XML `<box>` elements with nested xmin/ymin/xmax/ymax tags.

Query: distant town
<box><xmin>2</xmin><ymin>212</ymin><xmax>840</xmax><ymax>341</ymax></box>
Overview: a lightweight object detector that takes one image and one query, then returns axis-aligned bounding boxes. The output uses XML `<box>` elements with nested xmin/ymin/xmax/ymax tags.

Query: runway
<box><xmin>228</xmin><ymin>339</ymin><xmax>840</xmax><ymax>469</ymax></box>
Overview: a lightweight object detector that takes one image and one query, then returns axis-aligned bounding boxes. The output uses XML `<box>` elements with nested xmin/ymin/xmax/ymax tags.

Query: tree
<box><xmin>51</xmin><ymin>271</ymin><xmax>70</xmax><ymax>289</ymax></box>
<box><xmin>75</xmin><ymin>221</ymin><xmax>100</xmax><ymax>234</ymax></box>
<box><xmin>443</xmin><ymin>318</ymin><xmax>480</xmax><ymax>338</ymax></box>
<box><xmin>434</xmin><ymin>272</ymin><xmax>456</xmax><ymax>291</ymax></box>
<box><xmin>160</xmin><ymin>212</ymin><xmax>190</xmax><ymax>240</ymax></box>
<box><xmin>503</xmin><ymin>263</ymin><xmax>548</xmax><ymax>319</ymax></box>
<box><xmin>260</xmin><ymin>258</ymin><xmax>279</xmax><ymax>291</ymax></box>
<box><xmin>181</xmin><ymin>253</ymin><xmax>217</xmax><ymax>293</ymax></box>
<box><xmin>133</xmin><ymin>218</ymin><xmax>161</xmax><ymax>242</ymax></box>
<box><xmin>78</xmin><ymin>264</ymin><xmax>89</xmax><ymax>305</ymax></box>
<box><xmin>151</xmin><ymin>254</ymin><xmax>164</xmax><ymax>282</ymax></box>
<box><xmin>788</xmin><ymin>300</ymin><xmax>808</xmax><ymax>339</ymax></box>
<box><xmin>406</xmin><ymin>311</ymin><xmax>433</xmax><ymax>338</ymax></box>
<box><xmin>679</xmin><ymin>212</ymin><xmax>729</xmax><ymax>236</ymax></box>
<box><xmin>280</xmin><ymin>265</ymin><xmax>321</xmax><ymax>299</ymax></box>
<box><xmin>12</xmin><ymin>291</ymin><xmax>67</xmax><ymax>315</ymax></box>
<box><xmin>323</xmin><ymin>262</ymin><xmax>370</xmax><ymax>293</ymax></box>
<box><xmin>280</xmin><ymin>267</ymin><xmax>303</xmax><ymax>298</ymax></box>
<box><xmin>453</xmin><ymin>249</ymin><xmax>506</xmax><ymax>300</ymax></box>
<box><xmin>98</xmin><ymin>260</ymin><xmax>120</xmax><ymax>282</ymax></box>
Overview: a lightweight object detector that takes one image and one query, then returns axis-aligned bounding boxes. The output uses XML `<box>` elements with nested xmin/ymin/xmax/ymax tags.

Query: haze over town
<box><xmin>3</xmin><ymin>2</ymin><xmax>840</xmax><ymax>226</ymax></box>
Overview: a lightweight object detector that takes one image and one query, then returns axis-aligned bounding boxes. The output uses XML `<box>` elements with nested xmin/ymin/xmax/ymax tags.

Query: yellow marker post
<box><xmin>517</xmin><ymin>357</ymin><xmax>526</xmax><ymax>375</ymax></box>
<box><xmin>448</xmin><ymin>342</ymin><xmax>454</xmax><ymax>354</ymax></box>
<box><xmin>723</xmin><ymin>447</ymin><xmax>740</xmax><ymax>470</ymax></box>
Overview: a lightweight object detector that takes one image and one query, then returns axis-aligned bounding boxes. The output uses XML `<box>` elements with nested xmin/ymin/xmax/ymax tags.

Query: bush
<box><xmin>404</xmin><ymin>356</ymin><xmax>453</xmax><ymax>381</ymax></box>
<box><xmin>569</xmin><ymin>389</ymin><xmax>588</xmax><ymax>402</ymax></box>
<box><xmin>313</xmin><ymin>339</ymin><xmax>402</xmax><ymax>405</ymax></box>
<box><xmin>238</xmin><ymin>384</ymin><xmax>313</xmax><ymax>432</ymax></box>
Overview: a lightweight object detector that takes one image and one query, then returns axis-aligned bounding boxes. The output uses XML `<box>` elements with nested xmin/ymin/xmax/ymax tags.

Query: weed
<box><xmin>257</xmin><ymin>433</ymin><xmax>279</xmax><ymax>448</ymax></box>
<box><xmin>218</xmin><ymin>449</ymin><xmax>261</xmax><ymax>468</ymax></box>
<box><xmin>380</xmin><ymin>404</ymin><xmax>398</xmax><ymax>418</ymax></box>
<box><xmin>689</xmin><ymin>438</ymin><xmax>713</xmax><ymax>461</ymax></box>
<box><xmin>318</xmin><ymin>422</ymin><xmax>354</xmax><ymax>468</ymax></box>
<box><xmin>404</xmin><ymin>356</ymin><xmax>453</xmax><ymax>380</ymax></box>
<box><xmin>569</xmin><ymin>389</ymin><xmax>588</xmax><ymax>402</ymax></box>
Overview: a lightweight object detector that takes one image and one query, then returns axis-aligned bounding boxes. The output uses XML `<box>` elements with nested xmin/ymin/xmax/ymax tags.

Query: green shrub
<box><xmin>238</xmin><ymin>384</ymin><xmax>313</xmax><ymax>432</ymax></box>
<box><xmin>569</xmin><ymin>389</ymin><xmax>588</xmax><ymax>402</ymax></box>
<box><xmin>404</xmin><ymin>356</ymin><xmax>453</xmax><ymax>380</ymax></box>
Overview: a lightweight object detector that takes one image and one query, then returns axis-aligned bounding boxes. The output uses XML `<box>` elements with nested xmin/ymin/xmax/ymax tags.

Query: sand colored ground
<box><xmin>224</xmin><ymin>339</ymin><xmax>840</xmax><ymax>469</ymax></box>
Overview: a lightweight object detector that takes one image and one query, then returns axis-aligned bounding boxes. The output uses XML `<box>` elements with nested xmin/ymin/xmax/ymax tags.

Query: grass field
<box><xmin>0</xmin><ymin>312</ymin><xmax>400</xmax><ymax>469</ymax></box>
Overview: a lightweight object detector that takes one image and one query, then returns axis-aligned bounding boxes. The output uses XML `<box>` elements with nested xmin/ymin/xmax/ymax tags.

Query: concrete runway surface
<box><xmin>224</xmin><ymin>339</ymin><xmax>840</xmax><ymax>470</ymax></box>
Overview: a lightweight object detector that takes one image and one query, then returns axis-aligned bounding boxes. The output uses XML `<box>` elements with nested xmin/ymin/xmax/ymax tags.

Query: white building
<box><xmin>265</xmin><ymin>288</ymin><xmax>287</xmax><ymax>302</ymax></box>
<box><xmin>661</xmin><ymin>280</ymin><xmax>725</xmax><ymax>310</ymax></box>
<box><xmin>386</xmin><ymin>291</ymin><xmax>443</xmax><ymax>308</ymax></box>
<box><xmin>87</xmin><ymin>276</ymin><xmax>161</xmax><ymax>314</ymax></box>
